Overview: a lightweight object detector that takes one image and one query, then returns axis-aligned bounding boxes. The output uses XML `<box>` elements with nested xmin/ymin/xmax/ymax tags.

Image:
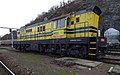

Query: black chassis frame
<box><xmin>13</xmin><ymin>37</ymin><xmax>104</xmax><ymax>58</ymax></box>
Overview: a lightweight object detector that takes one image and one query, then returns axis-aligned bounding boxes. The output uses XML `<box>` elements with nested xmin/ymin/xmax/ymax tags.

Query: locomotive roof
<box><xmin>51</xmin><ymin>13</ymin><xmax>70</xmax><ymax>21</ymax></box>
<box><xmin>18</xmin><ymin>6</ymin><xmax>101</xmax><ymax>31</ymax></box>
<box><xmin>26</xmin><ymin>20</ymin><xmax>51</xmax><ymax>29</ymax></box>
<box><xmin>76</xmin><ymin>6</ymin><xmax>102</xmax><ymax>15</ymax></box>
<box><xmin>18</xmin><ymin>25</ymin><xmax>26</xmax><ymax>30</ymax></box>
<box><xmin>19</xmin><ymin>20</ymin><xmax>51</xmax><ymax>30</ymax></box>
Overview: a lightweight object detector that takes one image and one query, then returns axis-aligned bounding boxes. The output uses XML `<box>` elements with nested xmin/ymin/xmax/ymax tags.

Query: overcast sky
<box><xmin>0</xmin><ymin>0</ymin><xmax>68</xmax><ymax>36</ymax></box>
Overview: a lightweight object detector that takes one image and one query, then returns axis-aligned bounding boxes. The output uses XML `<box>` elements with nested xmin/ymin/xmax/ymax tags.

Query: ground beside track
<box><xmin>0</xmin><ymin>47</ymin><xmax>118</xmax><ymax>75</ymax></box>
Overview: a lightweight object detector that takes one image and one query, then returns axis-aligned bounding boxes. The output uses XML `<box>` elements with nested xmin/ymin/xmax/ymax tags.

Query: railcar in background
<box><xmin>13</xmin><ymin>6</ymin><xmax>107</xmax><ymax>58</ymax></box>
<box><xmin>104</xmin><ymin>28</ymin><xmax>120</xmax><ymax>49</ymax></box>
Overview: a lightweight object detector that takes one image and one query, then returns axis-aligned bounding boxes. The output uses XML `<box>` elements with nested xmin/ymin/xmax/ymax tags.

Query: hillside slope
<box><xmin>26</xmin><ymin>0</ymin><xmax>120</xmax><ymax>31</ymax></box>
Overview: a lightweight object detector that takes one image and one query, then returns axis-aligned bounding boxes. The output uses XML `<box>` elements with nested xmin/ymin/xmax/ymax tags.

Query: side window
<box><xmin>18</xmin><ymin>32</ymin><xmax>20</xmax><ymax>34</ymax></box>
<box><xmin>37</xmin><ymin>27</ymin><xmax>40</xmax><ymax>32</ymax></box>
<box><xmin>60</xmin><ymin>18</ymin><xmax>65</xmax><ymax>28</ymax></box>
<box><xmin>26</xmin><ymin>29</ymin><xmax>32</xmax><ymax>33</ymax></box>
<box><xmin>67</xmin><ymin>17</ymin><xmax>70</xmax><ymax>26</ymax></box>
<box><xmin>76</xmin><ymin>17</ymin><xmax>79</xmax><ymax>22</ymax></box>
<box><xmin>57</xmin><ymin>20</ymin><xmax>61</xmax><ymax>28</ymax></box>
<box><xmin>53</xmin><ymin>21</ymin><xmax>57</xmax><ymax>29</ymax></box>
<box><xmin>57</xmin><ymin>18</ymin><xmax>65</xmax><ymax>28</ymax></box>
<box><xmin>30</xmin><ymin>29</ymin><xmax>32</xmax><ymax>32</ymax></box>
<box><xmin>40</xmin><ymin>27</ymin><xmax>42</xmax><ymax>31</ymax></box>
<box><xmin>43</xmin><ymin>26</ymin><xmax>45</xmax><ymax>31</ymax></box>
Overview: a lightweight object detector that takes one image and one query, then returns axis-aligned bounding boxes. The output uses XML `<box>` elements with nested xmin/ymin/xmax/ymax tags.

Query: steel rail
<box><xmin>0</xmin><ymin>61</ymin><xmax>15</xmax><ymax>75</ymax></box>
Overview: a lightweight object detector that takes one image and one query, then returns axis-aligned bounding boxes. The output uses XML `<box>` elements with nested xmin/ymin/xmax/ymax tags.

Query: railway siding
<box><xmin>0</xmin><ymin>51</ymin><xmax>36</xmax><ymax>75</ymax></box>
<box><xmin>0</xmin><ymin>61</ymin><xmax>15</xmax><ymax>75</ymax></box>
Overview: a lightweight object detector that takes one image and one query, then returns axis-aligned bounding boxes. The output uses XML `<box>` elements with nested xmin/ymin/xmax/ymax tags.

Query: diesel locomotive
<box><xmin>13</xmin><ymin>6</ymin><xmax>107</xmax><ymax>58</ymax></box>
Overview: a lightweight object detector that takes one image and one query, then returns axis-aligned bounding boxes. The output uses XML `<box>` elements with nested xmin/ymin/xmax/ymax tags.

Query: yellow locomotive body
<box><xmin>14</xmin><ymin>6</ymin><xmax>106</xmax><ymax>58</ymax></box>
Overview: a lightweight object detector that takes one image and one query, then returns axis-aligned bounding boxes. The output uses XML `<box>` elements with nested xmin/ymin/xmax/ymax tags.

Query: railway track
<box><xmin>100</xmin><ymin>56</ymin><xmax>120</xmax><ymax>65</ymax></box>
<box><xmin>100</xmin><ymin>48</ymin><xmax>120</xmax><ymax>65</ymax></box>
<box><xmin>1</xmin><ymin>46</ymin><xmax>120</xmax><ymax>65</ymax></box>
<box><xmin>0</xmin><ymin>61</ymin><xmax>15</xmax><ymax>75</ymax></box>
<box><xmin>106</xmin><ymin>49</ymin><xmax>120</xmax><ymax>56</ymax></box>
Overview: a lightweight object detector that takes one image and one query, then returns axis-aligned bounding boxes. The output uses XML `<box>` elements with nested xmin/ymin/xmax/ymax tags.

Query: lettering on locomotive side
<box><xmin>70</xmin><ymin>39</ymin><xmax>82</xmax><ymax>42</ymax></box>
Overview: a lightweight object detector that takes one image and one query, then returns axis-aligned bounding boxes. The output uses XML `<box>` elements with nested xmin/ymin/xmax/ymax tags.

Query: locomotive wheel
<box><xmin>60</xmin><ymin>50</ymin><xmax>65</xmax><ymax>57</ymax></box>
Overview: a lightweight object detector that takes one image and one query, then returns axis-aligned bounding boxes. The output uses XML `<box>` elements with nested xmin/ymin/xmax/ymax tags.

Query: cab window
<box><xmin>53</xmin><ymin>21</ymin><xmax>57</xmax><ymax>29</ymax></box>
<box><xmin>58</xmin><ymin>20</ymin><xmax>61</xmax><ymax>28</ymax></box>
<box><xmin>76</xmin><ymin>17</ymin><xmax>79</xmax><ymax>22</ymax></box>
<box><xmin>57</xmin><ymin>18</ymin><xmax>65</xmax><ymax>28</ymax></box>
<box><xmin>60</xmin><ymin>18</ymin><xmax>65</xmax><ymax>28</ymax></box>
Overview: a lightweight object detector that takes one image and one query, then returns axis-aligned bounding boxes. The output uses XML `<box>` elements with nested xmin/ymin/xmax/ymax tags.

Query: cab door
<box><xmin>66</xmin><ymin>14</ymin><xmax>75</xmax><ymax>38</ymax></box>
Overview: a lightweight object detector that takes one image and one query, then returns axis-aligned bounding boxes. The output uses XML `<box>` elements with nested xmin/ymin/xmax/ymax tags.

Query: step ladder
<box><xmin>88</xmin><ymin>38</ymin><xmax>97</xmax><ymax>56</ymax></box>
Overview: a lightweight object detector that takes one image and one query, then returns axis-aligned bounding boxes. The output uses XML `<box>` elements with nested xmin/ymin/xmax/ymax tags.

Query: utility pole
<box><xmin>0</xmin><ymin>27</ymin><xmax>18</xmax><ymax>48</ymax></box>
<box><xmin>10</xmin><ymin>29</ymin><xmax>14</xmax><ymax>48</ymax></box>
<box><xmin>0</xmin><ymin>35</ymin><xmax>1</xmax><ymax>46</ymax></box>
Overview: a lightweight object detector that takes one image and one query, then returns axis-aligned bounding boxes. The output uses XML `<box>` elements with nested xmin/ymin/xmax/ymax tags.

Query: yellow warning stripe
<box><xmin>88</xmin><ymin>53</ymin><xmax>96</xmax><ymax>56</ymax></box>
<box><xmin>90</xmin><ymin>42</ymin><xmax>96</xmax><ymax>44</ymax></box>
<box><xmin>89</xmin><ymin>48</ymin><xmax>96</xmax><ymax>50</ymax></box>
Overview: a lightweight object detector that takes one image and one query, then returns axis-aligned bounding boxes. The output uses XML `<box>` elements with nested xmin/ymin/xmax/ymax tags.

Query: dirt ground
<box><xmin>0</xmin><ymin>47</ymin><xmax>115</xmax><ymax>75</ymax></box>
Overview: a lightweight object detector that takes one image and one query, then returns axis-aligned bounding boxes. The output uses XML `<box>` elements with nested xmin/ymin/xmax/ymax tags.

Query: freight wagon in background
<box><xmin>104</xmin><ymin>28</ymin><xmax>120</xmax><ymax>49</ymax></box>
<box><xmin>13</xmin><ymin>6</ymin><xmax>107</xmax><ymax>58</ymax></box>
<box><xmin>0</xmin><ymin>31</ymin><xmax>17</xmax><ymax>46</ymax></box>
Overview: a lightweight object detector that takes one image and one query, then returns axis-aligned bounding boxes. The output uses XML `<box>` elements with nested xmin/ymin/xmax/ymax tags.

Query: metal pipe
<box><xmin>108</xmin><ymin>67</ymin><xmax>113</xmax><ymax>73</ymax></box>
<box><xmin>11</xmin><ymin>30</ymin><xmax>14</xmax><ymax>48</ymax></box>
